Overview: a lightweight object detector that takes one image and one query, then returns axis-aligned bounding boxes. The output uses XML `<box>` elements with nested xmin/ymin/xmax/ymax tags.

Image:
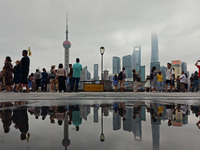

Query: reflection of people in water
<box><xmin>165</xmin><ymin>104</ymin><xmax>175</xmax><ymax>126</ymax></box>
<box><xmin>118</xmin><ymin>103</ymin><xmax>126</xmax><ymax>121</ymax></box>
<box><xmin>12</xmin><ymin>107</ymin><xmax>30</xmax><ymax>141</ymax></box>
<box><xmin>68</xmin><ymin>105</ymin><xmax>82</xmax><ymax>131</ymax></box>
<box><xmin>196</xmin><ymin>112</ymin><xmax>200</xmax><ymax>129</ymax></box>
<box><xmin>48</xmin><ymin>106</ymin><xmax>56</xmax><ymax>124</ymax></box>
<box><xmin>0</xmin><ymin>102</ymin><xmax>13</xmax><ymax>133</ymax></box>
<box><xmin>56</xmin><ymin>106</ymin><xmax>67</xmax><ymax>126</ymax></box>
<box><xmin>41</xmin><ymin>106</ymin><xmax>50</xmax><ymax>120</ymax></box>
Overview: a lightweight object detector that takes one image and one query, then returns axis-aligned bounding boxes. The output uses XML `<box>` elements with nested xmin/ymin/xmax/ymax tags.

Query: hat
<box><xmin>15</xmin><ymin>60</ymin><xmax>20</xmax><ymax>64</ymax></box>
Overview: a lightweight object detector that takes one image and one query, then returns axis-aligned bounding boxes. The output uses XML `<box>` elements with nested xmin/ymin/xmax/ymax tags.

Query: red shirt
<box><xmin>197</xmin><ymin>65</ymin><xmax>200</xmax><ymax>77</ymax></box>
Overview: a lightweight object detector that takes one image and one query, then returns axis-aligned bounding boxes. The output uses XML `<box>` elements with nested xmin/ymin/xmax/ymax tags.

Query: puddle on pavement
<box><xmin>0</xmin><ymin>101</ymin><xmax>200</xmax><ymax>150</ymax></box>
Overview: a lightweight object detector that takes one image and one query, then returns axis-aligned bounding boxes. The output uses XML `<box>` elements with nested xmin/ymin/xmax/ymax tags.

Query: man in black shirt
<box><xmin>18</xmin><ymin>50</ymin><xmax>30</xmax><ymax>93</ymax></box>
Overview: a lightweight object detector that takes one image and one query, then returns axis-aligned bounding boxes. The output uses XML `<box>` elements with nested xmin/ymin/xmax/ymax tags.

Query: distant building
<box><xmin>150</xmin><ymin>34</ymin><xmax>160</xmax><ymax>71</ymax></box>
<box><xmin>93</xmin><ymin>64</ymin><xmax>99</xmax><ymax>80</ymax></box>
<box><xmin>113</xmin><ymin>112</ymin><xmax>121</xmax><ymax>130</ymax></box>
<box><xmin>132</xmin><ymin>46</ymin><xmax>141</xmax><ymax>72</ymax></box>
<box><xmin>181</xmin><ymin>62</ymin><xmax>187</xmax><ymax>73</ymax></box>
<box><xmin>123</xmin><ymin>55</ymin><xmax>132</xmax><ymax>78</ymax></box>
<box><xmin>171</xmin><ymin>60</ymin><xmax>182</xmax><ymax>77</ymax></box>
<box><xmin>93</xmin><ymin>106</ymin><xmax>99</xmax><ymax>123</ymax></box>
<box><xmin>140</xmin><ymin>66</ymin><xmax>145</xmax><ymax>81</ymax></box>
<box><xmin>103</xmin><ymin>70</ymin><xmax>109</xmax><ymax>80</ymax></box>
<box><xmin>81</xmin><ymin>66</ymin><xmax>91</xmax><ymax>81</ymax></box>
<box><xmin>113</xmin><ymin>57</ymin><xmax>121</xmax><ymax>74</ymax></box>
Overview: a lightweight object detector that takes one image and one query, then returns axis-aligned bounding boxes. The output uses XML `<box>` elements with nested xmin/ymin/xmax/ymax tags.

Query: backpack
<box><xmin>118</xmin><ymin>71</ymin><xmax>123</xmax><ymax>80</ymax></box>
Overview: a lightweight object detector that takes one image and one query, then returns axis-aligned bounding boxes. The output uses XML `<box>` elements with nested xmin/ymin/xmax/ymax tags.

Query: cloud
<box><xmin>0</xmin><ymin>0</ymin><xmax>199</xmax><ymax>76</ymax></box>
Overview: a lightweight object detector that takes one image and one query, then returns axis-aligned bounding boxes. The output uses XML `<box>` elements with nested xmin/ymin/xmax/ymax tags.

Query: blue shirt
<box><xmin>73</xmin><ymin>63</ymin><xmax>82</xmax><ymax>78</ymax></box>
<box><xmin>113</xmin><ymin>76</ymin><xmax>118</xmax><ymax>85</ymax></box>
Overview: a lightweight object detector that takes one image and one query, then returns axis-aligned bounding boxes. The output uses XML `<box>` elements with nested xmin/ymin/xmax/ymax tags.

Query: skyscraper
<box><xmin>123</xmin><ymin>55</ymin><xmax>132</xmax><ymax>78</ymax></box>
<box><xmin>63</xmin><ymin>17</ymin><xmax>71</xmax><ymax>73</ymax></box>
<box><xmin>171</xmin><ymin>60</ymin><xmax>182</xmax><ymax>77</ymax></box>
<box><xmin>140</xmin><ymin>66</ymin><xmax>145</xmax><ymax>81</ymax></box>
<box><xmin>181</xmin><ymin>62</ymin><xmax>187</xmax><ymax>73</ymax></box>
<box><xmin>132</xmin><ymin>46</ymin><xmax>141</xmax><ymax>72</ymax></box>
<box><xmin>150</xmin><ymin>34</ymin><xmax>160</xmax><ymax>70</ymax></box>
<box><xmin>113</xmin><ymin>57</ymin><xmax>121</xmax><ymax>74</ymax></box>
<box><xmin>160</xmin><ymin>66</ymin><xmax>167</xmax><ymax>81</ymax></box>
<box><xmin>94</xmin><ymin>64</ymin><xmax>99</xmax><ymax>80</ymax></box>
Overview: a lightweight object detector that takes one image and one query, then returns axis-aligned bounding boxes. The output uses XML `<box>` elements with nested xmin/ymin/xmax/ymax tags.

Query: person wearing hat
<box><xmin>1</xmin><ymin>56</ymin><xmax>13</xmax><ymax>92</ymax></box>
<box><xmin>113</xmin><ymin>73</ymin><xmax>118</xmax><ymax>92</ymax></box>
<box><xmin>13</xmin><ymin>60</ymin><xmax>22</xmax><ymax>92</ymax></box>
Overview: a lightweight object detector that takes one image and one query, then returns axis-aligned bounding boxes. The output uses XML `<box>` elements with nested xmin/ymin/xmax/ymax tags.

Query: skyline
<box><xmin>0</xmin><ymin>0</ymin><xmax>200</xmax><ymax>76</ymax></box>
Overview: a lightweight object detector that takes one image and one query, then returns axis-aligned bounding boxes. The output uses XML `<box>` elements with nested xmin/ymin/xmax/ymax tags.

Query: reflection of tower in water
<box><xmin>151</xmin><ymin>114</ymin><xmax>161</xmax><ymax>150</ymax></box>
<box><xmin>62</xmin><ymin>113</ymin><xmax>70</xmax><ymax>150</ymax></box>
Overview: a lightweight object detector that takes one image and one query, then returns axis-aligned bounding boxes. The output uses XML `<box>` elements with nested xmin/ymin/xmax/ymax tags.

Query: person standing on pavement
<box><xmin>165</xmin><ymin>63</ymin><xmax>173</xmax><ymax>92</ymax></box>
<box><xmin>195</xmin><ymin>60</ymin><xmax>200</xmax><ymax>88</ymax></box>
<box><xmin>57</xmin><ymin>63</ymin><xmax>67</xmax><ymax>92</ymax></box>
<box><xmin>41</xmin><ymin>68</ymin><xmax>49</xmax><ymax>92</ymax></box>
<box><xmin>157</xmin><ymin>72</ymin><xmax>164</xmax><ymax>92</ymax></box>
<box><xmin>191</xmin><ymin>71</ymin><xmax>199</xmax><ymax>92</ymax></box>
<box><xmin>180</xmin><ymin>71</ymin><xmax>186</xmax><ymax>92</ymax></box>
<box><xmin>132</xmin><ymin>69</ymin><xmax>140</xmax><ymax>93</ymax></box>
<box><xmin>118</xmin><ymin>67</ymin><xmax>126</xmax><ymax>92</ymax></box>
<box><xmin>68</xmin><ymin>64</ymin><xmax>73</xmax><ymax>90</ymax></box>
<box><xmin>70</xmin><ymin>58</ymin><xmax>82</xmax><ymax>92</ymax></box>
<box><xmin>13</xmin><ymin>60</ymin><xmax>22</xmax><ymax>92</ymax></box>
<box><xmin>34</xmin><ymin>69</ymin><xmax>41</xmax><ymax>92</ymax></box>
<box><xmin>18</xmin><ymin>50</ymin><xmax>30</xmax><ymax>93</ymax></box>
<box><xmin>113</xmin><ymin>74</ymin><xmax>118</xmax><ymax>92</ymax></box>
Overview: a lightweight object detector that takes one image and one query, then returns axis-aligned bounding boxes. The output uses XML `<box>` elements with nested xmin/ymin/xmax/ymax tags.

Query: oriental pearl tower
<box><xmin>63</xmin><ymin>17</ymin><xmax>71</xmax><ymax>73</ymax></box>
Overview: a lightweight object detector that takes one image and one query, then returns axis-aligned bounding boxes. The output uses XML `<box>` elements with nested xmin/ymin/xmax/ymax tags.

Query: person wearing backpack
<box><xmin>165</xmin><ymin>63</ymin><xmax>173</xmax><ymax>92</ymax></box>
<box><xmin>118</xmin><ymin>67</ymin><xmax>126</xmax><ymax>92</ymax></box>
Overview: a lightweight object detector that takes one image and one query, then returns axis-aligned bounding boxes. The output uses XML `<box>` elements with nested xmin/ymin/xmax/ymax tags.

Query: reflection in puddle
<box><xmin>0</xmin><ymin>101</ymin><xmax>200</xmax><ymax>150</ymax></box>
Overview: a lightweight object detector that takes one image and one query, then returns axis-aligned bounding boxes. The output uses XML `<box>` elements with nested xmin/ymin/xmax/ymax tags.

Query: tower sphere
<box><xmin>63</xmin><ymin>40</ymin><xmax>71</xmax><ymax>49</ymax></box>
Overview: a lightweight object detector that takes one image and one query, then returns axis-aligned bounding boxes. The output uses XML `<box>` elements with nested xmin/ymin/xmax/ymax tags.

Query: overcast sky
<box><xmin>0</xmin><ymin>0</ymin><xmax>200</xmax><ymax>77</ymax></box>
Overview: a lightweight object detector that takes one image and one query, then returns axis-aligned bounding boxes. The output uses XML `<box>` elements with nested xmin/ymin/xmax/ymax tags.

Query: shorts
<box><xmin>119</xmin><ymin>80</ymin><xmax>125</xmax><ymax>88</ymax></box>
<box><xmin>166</xmin><ymin>80</ymin><xmax>172</xmax><ymax>85</ymax></box>
<box><xmin>20</xmin><ymin>72</ymin><xmax>29</xmax><ymax>84</ymax></box>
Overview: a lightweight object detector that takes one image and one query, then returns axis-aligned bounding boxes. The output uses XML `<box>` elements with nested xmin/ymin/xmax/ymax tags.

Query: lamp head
<box><xmin>100</xmin><ymin>46</ymin><xmax>105</xmax><ymax>55</ymax></box>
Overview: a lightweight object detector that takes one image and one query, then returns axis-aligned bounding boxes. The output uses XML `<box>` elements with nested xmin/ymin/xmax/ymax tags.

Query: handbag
<box><xmin>49</xmin><ymin>73</ymin><xmax>55</xmax><ymax>79</ymax></box>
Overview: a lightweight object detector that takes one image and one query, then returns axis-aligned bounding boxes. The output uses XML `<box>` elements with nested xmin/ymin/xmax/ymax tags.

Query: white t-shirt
<box><xmin>166</xmin><ymin>68</ymin><xmax>172</xmax><ymax>80</ymax></box>
<box><xmin>180</xmin><ymin>74</ymin><xmax>186</xmax><ymax>83</ymax></box>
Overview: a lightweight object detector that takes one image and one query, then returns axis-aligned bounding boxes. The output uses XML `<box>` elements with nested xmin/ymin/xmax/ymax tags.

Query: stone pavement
<box><xmin>0</xmin><ymin>92</ymin><xmax>200</xmax><ymax>101</ymax></box>
<box><xmin>0</xmin><ymin>92</ymin><xmax>200</xmax><ymax>107</ymax></box>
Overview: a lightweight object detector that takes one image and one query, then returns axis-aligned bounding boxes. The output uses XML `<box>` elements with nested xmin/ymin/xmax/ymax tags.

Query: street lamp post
<box><xmin>100</xmin><ymin>106</ymin><xmax>105</xmax><ymax>142</ymax></box>
<box><xmin>100</xmin><ymin>46</ymin><xmax>105</xmax><ymax>81</ymax></box>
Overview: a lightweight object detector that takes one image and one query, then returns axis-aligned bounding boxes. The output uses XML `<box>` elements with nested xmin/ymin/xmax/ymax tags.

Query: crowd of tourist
<box><xmin>0</xmin><ymin>49</ymin><xmax>199</xmax><ymax>93</ymax></box>
<box><xmin>0</xmin><ymin>50</ymin><xmax>82</xmax><ymax>93</ymax></box>
<box><xmin>113</xmin><ymin>60</ymin><xmax>200</xmax><ymax>93</ymax></box>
